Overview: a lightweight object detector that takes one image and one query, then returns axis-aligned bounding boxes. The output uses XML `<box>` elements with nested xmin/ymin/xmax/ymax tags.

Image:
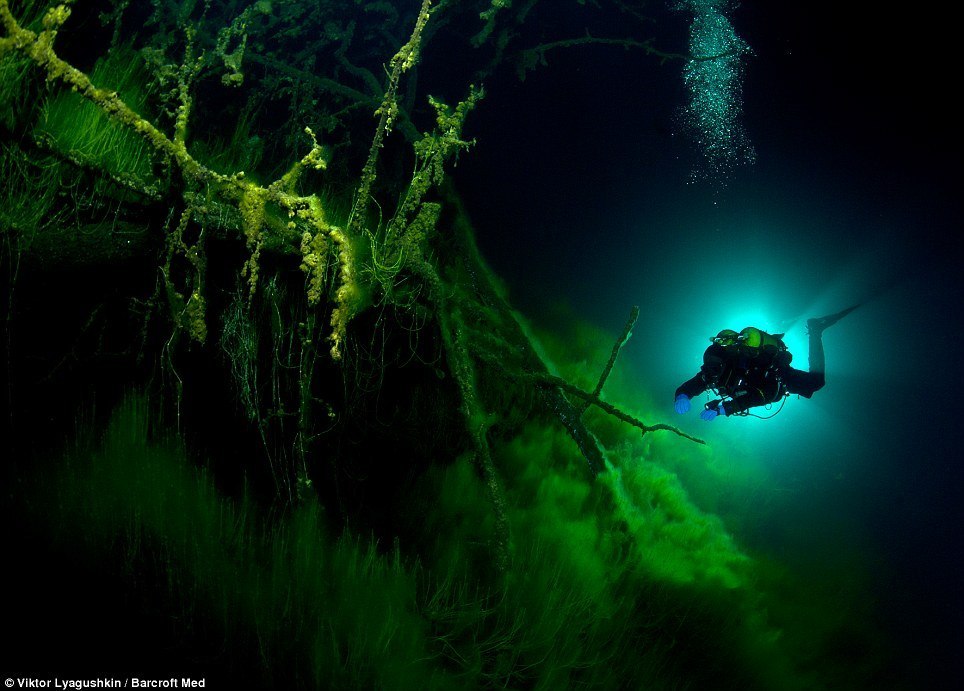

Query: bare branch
<box><xmin>527</xmin><ymin>371</ymin><xmax>706</xmax><ymax>446</ymax></box>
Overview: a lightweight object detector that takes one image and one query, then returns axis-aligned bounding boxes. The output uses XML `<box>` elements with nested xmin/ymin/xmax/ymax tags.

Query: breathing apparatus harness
<box><xmin>706</xmin><ymin>327</ymin><xmax>792</xmax><ymax>419</ymax></box>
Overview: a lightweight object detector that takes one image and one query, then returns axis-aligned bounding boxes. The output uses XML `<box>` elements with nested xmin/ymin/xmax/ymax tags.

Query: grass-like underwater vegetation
<box><xmin>35</xmin><ymin>47</ymin><xmax>158</xmax><ymax>189</ymax></box>
<box><xmin>12</xmin><ymin>330</ymin><xmax>896</xmax><ymax>689</ymax></box>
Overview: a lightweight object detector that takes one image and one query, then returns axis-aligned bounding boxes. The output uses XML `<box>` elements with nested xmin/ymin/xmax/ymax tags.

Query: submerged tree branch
<box><xmin>514</xmin><ymin>31</ymin><xmax>741</xmax><ymax>80</ymax></box>
<box><xmin>526</xmin><ymin>371</ymin><xmax>706</xmax><ymax>446</ymax></box>
<box><xmin>579</xmin><ymin>305</ymin><xmax>640</xmax><ymax>414</ymax></box>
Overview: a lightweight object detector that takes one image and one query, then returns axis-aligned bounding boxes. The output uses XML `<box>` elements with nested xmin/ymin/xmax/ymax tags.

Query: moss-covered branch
<box><xmin>0</xmin><ymin>0</ymin><xmax>342</xmax><ymax>345</ymax></box>
<box><xmin>348</xmin><ymin>0</ymin><xmax>433</xmax><ymax>238</ymax></box>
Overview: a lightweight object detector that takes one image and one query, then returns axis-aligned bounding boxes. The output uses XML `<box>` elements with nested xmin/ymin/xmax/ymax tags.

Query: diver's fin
<box><xmin>807</xmin><ymin>304</ymin><xmax>860</xmax><ymax>335</ymax></box>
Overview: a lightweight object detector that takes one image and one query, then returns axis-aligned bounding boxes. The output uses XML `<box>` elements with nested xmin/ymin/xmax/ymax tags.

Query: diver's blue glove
<box><xmin>700</xmin><ymin>403</ymin><xmax>726</xmax><ymax>421</ymax></box>
<box><xmin>674</xmin><ymin>394</ymin><xmax>691</xmax><ymax>415</ymax></box>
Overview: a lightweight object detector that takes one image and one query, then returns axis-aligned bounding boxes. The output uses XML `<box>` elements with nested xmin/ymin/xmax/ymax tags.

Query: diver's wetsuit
<box><xmin>675</xmin><ymin>328</ymin><xmax>826</xmax><ymax>416</ymax></box>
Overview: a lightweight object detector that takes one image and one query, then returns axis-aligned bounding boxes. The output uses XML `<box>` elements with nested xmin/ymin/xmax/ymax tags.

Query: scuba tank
<box><xmin>711</xmin><ymin>326</ymin><xmax>791</xmax><ymax>365</ymax></box>
<box><xmin>737</xmin><ymin>327</ymin><xmax>791</xmax><ymax>365</ymax></box>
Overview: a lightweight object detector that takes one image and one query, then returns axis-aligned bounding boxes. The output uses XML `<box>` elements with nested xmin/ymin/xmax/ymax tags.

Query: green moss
<box><xmin>35</xmin><ymin>47</ymin><xmax>158</xmax><ymax>188</ymax></box>
<box><xmin>0</xmin><ymin>2</ymin><xmax>50</xmax><ymax>128</ymax></box>
<box><xmin>239</xmin><ymin>184</ymin><xmax>268</xmax><ymax>299</ymax></box>
<box><xmin>28</xmin><ymin>398</ymin><xmax>454</xmax><ymax>689</ymax></box>
<box><xmin>0</xmin><ymin>50</ymin><xmax>35</xmax><ymax>129</ymax></box>
<box><xmin>0</xmin><ymin>145</ymin><xmax>61</xmax><ymax>241</ymax></box>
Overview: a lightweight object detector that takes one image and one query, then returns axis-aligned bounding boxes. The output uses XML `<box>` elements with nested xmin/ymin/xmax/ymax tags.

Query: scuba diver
<box><xmin>674</xmin><ymin>305</ymin><xmax>858</xmax><ymax>420</ymax></box>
